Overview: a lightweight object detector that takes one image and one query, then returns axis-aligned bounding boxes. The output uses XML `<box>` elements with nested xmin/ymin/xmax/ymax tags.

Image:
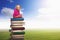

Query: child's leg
<box><xmin>18</xmin><ymin>14</ymin><xmax>22</xmax><ymax>18</ymax></box>
<box><xmin>13</xmin><ymin>14</ymin><xmax>22</xmax><ymax>18</ymax></box>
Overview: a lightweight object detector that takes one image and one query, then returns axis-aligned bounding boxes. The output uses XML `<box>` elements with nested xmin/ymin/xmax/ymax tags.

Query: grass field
<box><xmin>0</xmin><ymin>30</ymin><xmax>60</xmax><ymax>40</ymax></box>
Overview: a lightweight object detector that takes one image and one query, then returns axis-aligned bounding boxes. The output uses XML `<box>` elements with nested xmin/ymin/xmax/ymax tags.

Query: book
<box><xmin>10</xmin><ymin>38</ymin><xmax>24</xmax><ymax>40</ymax></box>
<box><xmin>10</xmin><ymin>30</ymin><xmax>25</xmax><ymax>32</ymax></box>
<box><xmin>11</xmin><ymin>24</ymin><xmax>23</xmax><ymax>25</ymax></box>
<box><xmin>11</xmin><ymin>18</ymin><xmax>24</xmax><ymax>21</ymax></box>
<box><xmin>11</xmin><ymin>32</ymin><xmax>25</xmax><ymax>35</ymax></box>
<box><xmin>11</xmin><ymin>21</ymin><xmax>25</xmax><ymax>24</ymax></box>
<box><xmin>11</xmin><ymin>27</ymin><xmax>25</xmax><ymax>30</ymax></box>
<box><xmin>11</xmin><ymin>36</ymin><xmax>24</xmax><ymax>39</ymax></box>
<box><xmin>10</xmin><ymin>33</ymin><xmax>25</xmax><ymax>36</ymax></box>
<box><xmin>11</xmin><ymin>35</ymin><xmax>24</xmax><ymax>37</ymax></box>
<box><xmin>10</xmin><ymin>25</ymin><xmax>23</xmax><ymax>28</ymax></box>
<box><xmin>11</xmin><ymin>23</ymin><xmax>25</xmax><ymax>25</ymax></box>
<box><xmin>11</xmin><ymin>23</ymin><xmax>24</xmax><ymax>26</ymax></box>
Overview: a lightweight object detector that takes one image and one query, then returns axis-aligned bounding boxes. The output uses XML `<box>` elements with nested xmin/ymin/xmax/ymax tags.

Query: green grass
<box><xmin>0</xmin><ymin>31</ymin><xmax>10</xmax><ymax>40</ymax></box>
<box><xmin>0</xmin><ymin>30</ymin><xmax>60</xmax><ymax>40</ymax></box>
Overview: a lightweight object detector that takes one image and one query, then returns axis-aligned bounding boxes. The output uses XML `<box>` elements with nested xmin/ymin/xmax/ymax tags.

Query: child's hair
<box><xmin>16</xmin><ymin>5</ymin><xmax>20</xmax><ymax>7</ymax></box>
<box><xmin>15</xmin><ymin>5</ymin><xmax>21</xmax><ymax>9</ymax></box>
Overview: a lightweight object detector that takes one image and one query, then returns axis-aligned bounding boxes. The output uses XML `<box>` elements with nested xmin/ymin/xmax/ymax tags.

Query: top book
<box><xmin>11</xmin><ymin>18</ymin><xmax>24</xmax><ymax>21</ymax></box>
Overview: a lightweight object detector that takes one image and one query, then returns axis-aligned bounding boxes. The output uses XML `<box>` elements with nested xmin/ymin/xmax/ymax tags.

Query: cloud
<box><xmin>1</xmin><ymin>7</ymin><xmax>14</xmax><ymax>18</ymax></box>
<box><xmin>25</xmin><ymin>0</ymin><xmax>60</xmax><ymax>30</ymax></box>
<box><xmin>38</xmin><ymin>8</ymin><xmax>60</xmax><ymax>16</ymax></box>
<box><xmin>7</xmin><ymin>0</ymin><xmax>14</xmax><ymax>3</ymax></box>
<box><xmin>9</xmin><ymin>0</ymin><xmax>14</xmax><ymax>3</ymax></box>
<box><xmin>41</xmin><ymin>0</ymin><xmax>60</xmax><ymax>8</ymax></box>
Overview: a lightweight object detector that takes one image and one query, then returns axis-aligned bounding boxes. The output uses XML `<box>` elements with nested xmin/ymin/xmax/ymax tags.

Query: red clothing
<box><xmin>13</xmin><ymin>9</ymin><xmax>22</xmax><ymax>18</ymax></box>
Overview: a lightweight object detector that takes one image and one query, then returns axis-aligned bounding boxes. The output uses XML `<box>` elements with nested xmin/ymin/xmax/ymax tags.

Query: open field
<box><xmin>0</xmin><ymin>30</ymin><xmax>60</xmax><ymax>40</ymax></box>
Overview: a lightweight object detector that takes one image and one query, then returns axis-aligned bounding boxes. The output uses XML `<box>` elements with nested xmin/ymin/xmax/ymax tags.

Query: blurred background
<box><xmin>1</xmin><ymin>0</ymin><xmax>60</xmax><ymax>40</ymax></box>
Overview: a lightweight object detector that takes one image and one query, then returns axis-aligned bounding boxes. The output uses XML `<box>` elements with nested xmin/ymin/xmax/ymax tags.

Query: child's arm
<box><xmin>17</xmin><ymin>14</ymin><xmax>22</xmax><ymax>18</ymax></box>
<box><xmin>14</xmin><ymin>14</ymin><xmax>22</xmax><ymax>18</ymax></box>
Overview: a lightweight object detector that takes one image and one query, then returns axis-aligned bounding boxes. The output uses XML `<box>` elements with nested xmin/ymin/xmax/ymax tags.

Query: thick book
<box><xmin>10</xmin><ymin>25</ymin><xmax>23</xmax><ymax>28</ymax></box>
<box><xmin>11</xmin><ymin>18</ymin><xmax>24</xmax><ymax>21</ymax></box>
<box><xmin>11</xmin><ymin>36</ymin><xmax>24</xmax><ymax>39</ymax></box>
<box><xmin>11</xmin><ymin>21</ymin><xmax>25</xmax><ymax>24</ymax></box>
<box><xmin>10</xmin><ymin>38</ymin><xmax>24</xmax><ymax>40</ymax></box>
<box><xmin>10</xmin><ymin>34</ymin><xmax>25</xmax><ymax>36</ymax></box>
<box><xmin>11</xmin><ymin>27</ymin><xmax>25</xmax><ymax>30</ymax></box>
<box><xmin>11</xmin><ymin>35</ymin><xmax>24</xmax><ymax>37</ymax></box>
<box><xmin>10</xmin><ymin>30</ymin><xmax>25</xmax><ymax>32</ymax></box>
<box><xmin>11</xmin><ymin>23</ymin><xmax>24</xmax><ymax>26</ymax></box>
<box><xmin>12</xmin><ymin>37</ymin><xmax>24</xmax><ymax>39</ymax></box>
<box><xmin>11</xmin><ymin>32</ymin><xmax>25</xmax><ymax>35</ymax></box>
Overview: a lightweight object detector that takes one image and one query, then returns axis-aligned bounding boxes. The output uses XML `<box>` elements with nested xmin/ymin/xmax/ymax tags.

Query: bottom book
<box><xmin>11</xmin><ymin>36</ymin><xmax>24</xmax><ymax>39</ymax></box>
<box><xmin>11</xmin><ymin>35</ymin><xmax>24</xmax><ymax>37</ymax></box>
<box><xmin>10</xmin><ymin>38</ymin><xmax>24</xmax><ymax>40</ymax></box>
<box><xmin>11</xmin><ymin>35</ymin><xmax>24</xmax><ymax>39</ymax></box>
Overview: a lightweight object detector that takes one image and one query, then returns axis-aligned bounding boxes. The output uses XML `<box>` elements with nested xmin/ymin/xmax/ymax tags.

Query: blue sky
<box><xmin>1</xmin><ymin>0</ymin><xmax>60</xmax><ymax>30</ymax></box>
<box><xmin>0</xmin><ymin>0</ymin><xmax>41</xmax><ymax>19</ymax></box>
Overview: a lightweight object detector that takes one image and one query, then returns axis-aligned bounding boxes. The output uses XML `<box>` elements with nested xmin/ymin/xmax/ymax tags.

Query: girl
<box><xmin>13</xmin><ymin>5</ymin><xmax>22</xmax><ymax>18</ymax></box>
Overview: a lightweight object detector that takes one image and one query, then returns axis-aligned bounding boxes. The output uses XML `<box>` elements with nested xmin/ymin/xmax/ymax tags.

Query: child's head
<box><xmin>16</xmin><ymin>5</ymin><xmax>21</xmax><ymax>10</ymax></box>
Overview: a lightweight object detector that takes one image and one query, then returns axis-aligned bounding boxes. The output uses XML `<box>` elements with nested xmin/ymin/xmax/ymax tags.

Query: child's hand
<box><xmin>15</xmin><ymin>15</ymin><xmax>20</xmax><ymax>17</ymax></box>
<box><xmin>15</xmin><ymin>14</ymin><xmax>22</xmax><ymax>18</ymax></box>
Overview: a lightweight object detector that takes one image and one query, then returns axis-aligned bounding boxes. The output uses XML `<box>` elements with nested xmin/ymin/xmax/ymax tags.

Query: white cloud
<box><xmin>7</xmin><ymin>0</ymin><xmax>14</xmax><ymax>3</ymax></box>
<box><xmin>38</xmin><ymin>8</ymin><xmax>60</xmax><ymax>17</ymax></box>
<box><xmin>9</xmin><ymin>0</ymin><xmax>14</xmax><ymax>2</ymax></box>
<box><xmin>41</xmin><ymin>0</ymin><xmax>60</xmax><ymax>8</ymax></box>
<box><xmin>1</xmin><ymin>7</ymin><xmax>13</xmax><ymax>18</ymax></box>
<box><xmin>25</xmin><ymin>0</ymin><xmax>60</xmax><ymax>30</ymax></box>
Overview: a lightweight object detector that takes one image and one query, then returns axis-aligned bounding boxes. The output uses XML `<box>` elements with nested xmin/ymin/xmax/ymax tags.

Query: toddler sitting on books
<box><xmin>13</xmin><ymin>5</ymin><xmax>22</xmax><ymax>18</ymax></box>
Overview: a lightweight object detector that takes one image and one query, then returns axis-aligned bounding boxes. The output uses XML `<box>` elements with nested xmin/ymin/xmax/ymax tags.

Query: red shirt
<box><xmin>13</xmin><ymin>9</ymin><xmax>22</xmax><ymax>18</ymax></box>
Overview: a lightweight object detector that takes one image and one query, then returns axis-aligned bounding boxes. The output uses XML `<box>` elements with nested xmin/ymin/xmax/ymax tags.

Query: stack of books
<box><xmin>10</xmin><ymin>18</ymin><xmax>25</xmax><ymax>40</ymax></box>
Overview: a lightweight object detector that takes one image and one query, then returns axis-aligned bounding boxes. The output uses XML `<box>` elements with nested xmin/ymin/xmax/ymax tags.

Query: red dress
<box><xmin>13</xmin><ymin>9</ymin><xmax>22</xmax><ymax>18</ymax></box>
